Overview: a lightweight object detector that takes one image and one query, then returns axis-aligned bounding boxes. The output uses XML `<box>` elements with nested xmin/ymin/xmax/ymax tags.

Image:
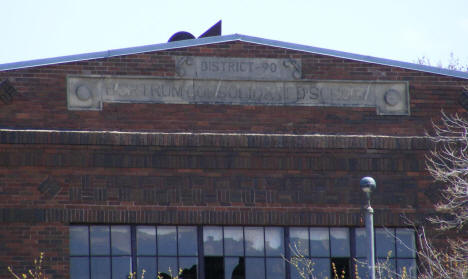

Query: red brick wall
<box><xmin>1</xmin><ymin>223</ymin><xmax>68</xmax><ymax>279</ymax></box>
<box><xmin>0</xmin><ymin>131</ymin><xmax>438</xmax><ymax>278</ymax></box>
<box><xmin>0</xmin><ymin>41</ymin><xmax>467</xmax><ymax>278</ymax></box>
<box><xmin>0</xmin><ymin>41</ymin><xmax>467</xmax><ymax>135</ymax></box>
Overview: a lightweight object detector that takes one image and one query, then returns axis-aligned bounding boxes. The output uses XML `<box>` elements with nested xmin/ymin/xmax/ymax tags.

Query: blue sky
<box><xmin>1</xmin><ymin>0</ymin><xmax>467</xmax><ymax>67</ymax></box>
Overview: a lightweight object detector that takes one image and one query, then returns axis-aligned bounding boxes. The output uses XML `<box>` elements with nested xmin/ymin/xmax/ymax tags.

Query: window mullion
<box><xmin>131</xmin><ymin>226</ymin><xmax>137</xmax><ymax>277</ymax></box>
<box><xmin>197</xmin><ymin>226</ymin><xmax>205</xmax><ymax>279</ymax></box>
<box><xmin>263</xmin><ymin>227</ymin><xmax>266</xmax><ymax>279</ymax></box>
<box><xmin>88</xmin><ymin>225</ymin><xmax>91</xmax><ymax>279</ymax></box>
<box><xmin>350</xmin><ymin>227</ymin><xmax>356</xmax><ymax>279</ymax></box>
<box><xmin>109</xmin><ymin>226</ymin><xmax>113</xmax><ymax>279</ymax></box>
<box><xmin>284</xmin><ymin>227</ymin><xmax>290</xmax><ymax>279</ymax></box>
<box><xmin>176</xmin><ymin>226</ymin><xmax>179</xmax><ymax>275</ymax></box>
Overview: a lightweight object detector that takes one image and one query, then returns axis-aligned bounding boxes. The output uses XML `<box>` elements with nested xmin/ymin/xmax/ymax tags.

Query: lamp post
<box><xmin>360</xmin><ymin>176</ymin><xmax>376</xmax><ymax>279</ymax></box>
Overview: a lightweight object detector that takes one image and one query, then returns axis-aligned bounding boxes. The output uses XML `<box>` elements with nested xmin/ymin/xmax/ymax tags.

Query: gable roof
<box><xmin>1</xmin><ymin>33</ymin><xmax>468</xmax><ymax>80</ymax></box>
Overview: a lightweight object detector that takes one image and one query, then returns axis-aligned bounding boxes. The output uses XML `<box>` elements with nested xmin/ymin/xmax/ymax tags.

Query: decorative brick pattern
<box><xmin>1</xmin><ymin>40</ymin><xmax>467</xmax><ymax>278</ymax></box>
<box><xmin>0</xmin><ymin>79</ymin><xmax>18</xmax><ymax>104</ymax></box>
<box><xmin>37</xmin><ymin>177</ymin><xmax>62</xmax><ymax>199</ymax></box>
<box><xmin>0</xmin><ymin>129</ymin><xmax>432</xmax><ymax>149</ymax></box>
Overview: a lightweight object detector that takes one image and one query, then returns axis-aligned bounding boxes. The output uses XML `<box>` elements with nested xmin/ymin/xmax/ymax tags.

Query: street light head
<box><xmin>360</xmin><ymin>176</ymin><xmax>376</xmax><ymax>193</ymax></box>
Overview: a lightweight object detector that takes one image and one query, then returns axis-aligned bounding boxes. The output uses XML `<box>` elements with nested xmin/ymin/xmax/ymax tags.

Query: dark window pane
<box><xmin>137</xmin><ymin>226</ymin><xmax>156</xmax><ymax>256</ymax></box>
<box><xmin>224</xmin><ymin>227</ymin><xmax>244</xmax><ymax>256</ymax></box>
<box><xmin>265</xmin><ymin>227</ymin><xmax>284</xmax><ymax>257</ymax></box>
<box><xmin>397</xmin><ymin>259</ymin><xmax>417</xmax><ymax>279</ymax></box>
<box><xmin>245</xmin><ymin>227</ymin><xmax>264</xmax><ymax>256</ymax></box>
<box><xmin>111</xmin><ymin>226</ymin><xmax>131</xmax><ymax>256</ymax></box>
<box><xmin>266</xmin><ymin>258</ymin><xmax>285</xmax><ymax>279</ymax></box>
<box><xmin>158</xmin><ymin>226</ymin><xmax>177</xmax><ymax>256</ymax></box>
<box><xmin>91</xmin><ymin>257</ymin><xmax>111</xmax><ymax>279</ymax></box>
<box><xmin>376</xmin><ymin>258</ymin><xmax>396</xmax><ymax>279</ymax></box>
<box><xmin>354</xmin><ymin>228</ymin><xmax>367</xmax><ymax>258</ymax></box>
<box><xmin>137</xmin><ymin>257</ymin><xmax>156</xmax><ymax>279</ymax></box>
<box><xmin>112</xmin><ymin>256</ymin><xmax>132</xmax><ymax>279</ymax></box>
<box><xmin>245</xmin><ymin>257</ymin><xmax>265</xmax><ymax>279</ymax></box>
<box><xmin>376</xmin><ymin>228</ymin><xmax>395</xmax><ymax>258</ymax></box>
<box><xmin>330</xmin><ymin>228</ymin><xmax>350</xmax><ymax>257</ymax></box>
<box><xmin>396</xmin><ymin>229</ymin><xmax>416</xmax><ymax>258</ymax></box>
<box><xmin>178</xmin><ymin>226</ymin><xmax>198</xmax><ymax>256</ymax></box>
<box><xmin>158</xmin><ymin>257</ymin><xmax>178</xmax><ymax>279</ymax></box>
<box><xmin>205</xmin><ymin>257</ymin><xmax>224</xmax><ymax>279</ymax></box>
<box><xmin>313</xmin><ymin>258</ymin><xmax>331</xmax><ymax>279</ymax></box>
<box><xmin>179</xmin><ymin>257</ymin><xmax>198</xmax><ymax>279</ymax></box>
<box><xmin>225</xmin><ymin>257</ymin><xmax>244</xmax><ymax>279</ymax></box>
<box><xmin>90</xmin><ymin>226</ymin><xmax>110</xmax><ymax>255</ymax></box>
<box><xmin>203</xmin><ymin>226</ymin><xmax>223</xmax><ymax>256</ymax></box>
<box><xmin>71</xmin><ymin>257</ymin><xmax>89</xmax><ymax>279</ymax></box>
<box><xmin>70</xmin><ymin>226</ymin><xmax>89</xmax><ymax>256</ymax></box>
<box><xmin>331</xmin><ymin>258</ymin><xmax>349</xmax><ymax>279</ymax></box>
<box><xmin>310</xmin><ymin>227</ymin><xmax>329</xmax><ymax>257</ymax></box>
<box><xmin>289</xmin><ymin>228</ymin><xmax>309</xmax><ymax>257</ymax></box>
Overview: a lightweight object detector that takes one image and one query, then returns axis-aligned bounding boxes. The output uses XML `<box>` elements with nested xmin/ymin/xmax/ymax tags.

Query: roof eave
<box><xmin>1</xmin><ymin>33</ymin><xmax>467</xmax><ymax>80</ymax></box>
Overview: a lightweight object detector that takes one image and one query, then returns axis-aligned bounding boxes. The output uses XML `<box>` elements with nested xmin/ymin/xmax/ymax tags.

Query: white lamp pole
<box><xmin>360</xmin><ymin>176</ymin><xmax>376</xmax><ymax>279</ymax></box>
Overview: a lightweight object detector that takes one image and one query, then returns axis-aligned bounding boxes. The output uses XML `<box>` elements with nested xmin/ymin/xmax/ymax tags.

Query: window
<box><xmin>70</xmin><ymin>226</ymin><xmax>416</xmax><ymax>279</ymax></box>
<box><xmin>70</xmin><ymin>225</ymin><xmax>198</xmax><ymax>279</ymax></box>
<box><xmin>137</xmin><ymin>226</ymin><xmax>198</xmax><ymax>279</ymax></box>
<box><xmin>289</xmin><ymin>227</ymin><xmax>349</xmax><ymax>279</ymax></box>
<box><xmin>203</xmin><ymin>226</ymin><xmax>285</xmax><ymax>279</ymax></box>
<box><xmin>355</xmin><ymin>228</ymin><xmax>417</xmax><ymax>279</ymax></box>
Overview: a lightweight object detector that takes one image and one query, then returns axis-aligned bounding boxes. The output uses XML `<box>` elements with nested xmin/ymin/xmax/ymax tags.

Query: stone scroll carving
<box><xmin>67</xmin><ymin>75</ymin><xmax>409</xmax><ymax>115</ymax></box>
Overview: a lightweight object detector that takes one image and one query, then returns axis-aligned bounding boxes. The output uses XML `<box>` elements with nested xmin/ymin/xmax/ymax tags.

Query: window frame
<box><xmin>70</xmin><ymin>225</ymin><xmax>417</xmax><ymax>279</ymax></box>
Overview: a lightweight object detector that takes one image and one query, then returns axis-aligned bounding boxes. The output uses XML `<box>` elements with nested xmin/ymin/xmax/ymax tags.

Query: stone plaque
<box><xmin>67</xmin><ymin>75</ymin><xmax>409</xmax><ymax>115</ymax></box>
<box><xmin>175</xmin><ymin>56</ymin><xmax>301</xmax><ymax>80</ymax></box>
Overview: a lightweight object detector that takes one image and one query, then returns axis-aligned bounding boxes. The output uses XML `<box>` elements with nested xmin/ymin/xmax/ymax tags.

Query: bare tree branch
<box><xmin>426</xmin><ymin>111</ymin><xmax>468</xmax><ymax>231</ymax></box>
<box><xmin>416</xmin><ymin>227</ymin><xmax>468</xmax><ymax>279</ymax></box>
<box><xmin>419</xmin><ymin>111</ymin><xmax>468</xmax><ymax>278</ymax></box>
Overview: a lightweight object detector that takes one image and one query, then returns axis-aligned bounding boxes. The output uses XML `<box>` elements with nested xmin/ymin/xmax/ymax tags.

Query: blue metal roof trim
<box><xmin>1</xmin><ymin>33</ymin><xmax>467</xmax><ymax>80</ymax></box>
<box><xmin>0</xmin><ymin>34</ymin><xmax>241</xmax><ymax>71</ymax></box>
<box><xmin>235</xmin><ymin>34</ymin><xmax>468</xmax><ymax>80</ymax></box>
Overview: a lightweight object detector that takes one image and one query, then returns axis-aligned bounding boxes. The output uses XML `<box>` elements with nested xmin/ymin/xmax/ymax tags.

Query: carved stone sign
<box><xmin>68</xmin><ymin>75</ymin><xmax>409</xmax><ymax>115</ymax></box>
<box><xmin>175</xmin><ymin>56</ymin><xmax>301</xmax><ymax>80</ymax></box>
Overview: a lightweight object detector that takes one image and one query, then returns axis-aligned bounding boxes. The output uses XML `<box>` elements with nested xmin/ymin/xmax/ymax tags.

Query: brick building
<box><xmin>1</xmin><ymin>33</ymin><xmax>468</xmax><ymax>279</ymax></box>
